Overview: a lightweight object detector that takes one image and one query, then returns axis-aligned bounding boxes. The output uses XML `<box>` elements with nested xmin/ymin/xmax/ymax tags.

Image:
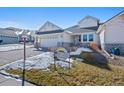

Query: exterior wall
<box><xmin>99</xmin><ymin>14</ymin><xmax>124</xmax><ymax>53</ymax></box>
<box><xmin>78</xmin><ymin>17</ymin><xmax>98</xmax><ymax>28</ymax></box>
<box><xmin>99</xmin><ymin>29</ymin><xmax>105</xmax><ymax>49</ymax></box>
<box><xmin>0</xmin><ymin>35</ymin><xmax>19</xmax><ymax>44</ymax></box>
<box><xmin>35</xmin><ymin>32</ymin><xmax>72</xmax><ymax>48</ymax></box>
<box><xmin>105</xmin><ymin>15</ymin><xmax>124</xmax><ymax>43</ymax></box>
<box><xmin>35</xmin><ymin>31</ymin><xmax>100</xmax><ymax>48</ymax></box>
<box><xmin>63</xmin><ymin>32</ymin><xmax>72</xmax><ymax>43</ymax></box>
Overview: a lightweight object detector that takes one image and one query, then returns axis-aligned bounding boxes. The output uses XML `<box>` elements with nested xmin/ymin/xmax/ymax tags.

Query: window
<box><xmin>89</xmin><ymin>34</ymin><xmax>94</xmax><ymax>41</ymax></box>
<box><xmin>83</xmin><ymin>34</ymin><xmax>87</xmax><ymax>41</ymax></box>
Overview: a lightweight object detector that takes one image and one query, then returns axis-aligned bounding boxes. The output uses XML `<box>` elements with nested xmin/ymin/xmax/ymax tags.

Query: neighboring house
<box><xmin>0</xmin><ymin>28</ymin><xmax>19</xmax><ymax>44</ymax></box>
<box><xmin>5</xmin><ymin>27</ymin><xmax>35</xmax><ymax>42</ymax></box>
<box><xmin>35</xmin><ymin>16</ymin><xmax>100</xmax><ymax>48</ymax></box>
<box><xmin>97</xmin><ymin>11</ymin><xmax>124</xmax><ymax>53</ymax></box>
<box><xmin>15</xmin><ymin>29</ymin><xmax>35</xmax><ymax>42</ymax></box>
<box><xmin>0</xmin><ymin>27</ymin><xmax>35</xmax><ymax>44</ymax></box>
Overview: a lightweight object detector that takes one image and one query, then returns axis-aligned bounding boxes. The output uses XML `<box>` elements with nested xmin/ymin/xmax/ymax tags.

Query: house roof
<box><xmin>0</xmin><ymin>28</ymin><xmax>18</xmax><ymax>37</ymax></box>
<box><xmin>21</xmin><ymin>30</ymin><xmax>30</xmax><ymax>35</ymax></box>
<box><xmin>36</xmin><ymin>29</ymin><xmax>64</xmax><ymax>35</ymax></box>
<box><xmin>5</xmin><ymin>27</ymin><xmax>22</xmax><ymax>31</ymax></box>
<box><xmin>36</xmin><ymin>21</ymin><xmax>63</xmax><ymax>35</ymax></box>
<box><xmin>65</xmin><ymin>25</ymin><xmax>99</xmax><ymax>34</ymax></box>
<box><xmin>97</xmin><ymin>10</ymin><xmax>124</xmax><ymax>34</ymax></box>
<box><xmin>4</xmin><ymin>27</ymin><xmax>33</xmax><ymax>36</ymax></box>
<box><xmin>65</xmin><ymin>15</ymin><xmax>100</xmax><ymax>34</ymax></box>
<box><xmin>103</xmin><ymin>10</ymin><xmax>124</xmax><ymax>24</ymax></box>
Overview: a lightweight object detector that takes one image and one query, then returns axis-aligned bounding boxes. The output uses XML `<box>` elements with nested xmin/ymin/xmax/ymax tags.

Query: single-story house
<box><xmin>6</xmin><ymin>27</ymin><xmax>35</xmax><ymax>43</ymax></box>
<box><xmin>0</xmin><ymin>28</ymin><xmax>19</xmax><ymax>44</ymax></box>
<box><xmin>35</xmin><ymin>16</ymin><xmax>100</xmax><ymax>48</ymax></box>
<box><xmin>35</xmin><ymin>10</ymin><xmax>124</xmax><ymax>54</ymax></box>
<box><xmin>97</xmin><ymin>11</ymin><xmax>124</xmax><ymax>53</ymax></box>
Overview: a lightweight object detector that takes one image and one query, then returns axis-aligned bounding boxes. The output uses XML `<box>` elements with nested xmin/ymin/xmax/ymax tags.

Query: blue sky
<box><xmin>0</xmin><ymin>7</ymin><xmax>124</xmax><ymax>30</ymax></box>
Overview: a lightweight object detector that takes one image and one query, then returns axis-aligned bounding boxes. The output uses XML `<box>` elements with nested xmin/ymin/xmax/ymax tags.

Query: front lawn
<box><xmin>7</xmin><ymin>60</ymin><xmax>124</xmax><ymax>86</ymax></box>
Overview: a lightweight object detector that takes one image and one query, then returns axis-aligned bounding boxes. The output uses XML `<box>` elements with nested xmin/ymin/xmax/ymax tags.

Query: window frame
<box><xmin>83</xmin><ymin>34</ymin><xmax>87</xmax><ymax>42</ymax></box>
<box><xmin>89</xmin><ymin>34</ymin><xmax>94</xmax><ymax>41</ymax></box>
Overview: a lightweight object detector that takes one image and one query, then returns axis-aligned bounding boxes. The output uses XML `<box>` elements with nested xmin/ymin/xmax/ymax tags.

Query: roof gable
<box><xmin>78</xmin><ymin>16</ymin><xmax>99</xmax><ymax>28</ymax></box>
<box><xmin>78</xmin><ymin>16</ymin><xmax>99</xmax><ymax>23</ymax></box>
<box><xmin>39</xmin><ymin>21</ymin><xmax>62</xmax><ymax>32</ymax></box>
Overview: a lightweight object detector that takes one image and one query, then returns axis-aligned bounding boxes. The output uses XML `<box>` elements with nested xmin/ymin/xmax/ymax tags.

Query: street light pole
<box><xmin>22</xmin><ymin>37</ymin><xmax>26</xmax><ymax>86</ymax></box>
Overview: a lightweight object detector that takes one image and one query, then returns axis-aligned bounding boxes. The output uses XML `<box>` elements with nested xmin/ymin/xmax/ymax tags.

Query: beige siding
<box><xmin>99</xmin><ymin>29</ymin><xmax>105</xmax><ymax>49</ymax></box>
<box><xmin>39</xmin><ymin>21</ymin><xmax>62</xmax><ymax>32</ymax></box>
<box><xmin>105</xmin><ymin>15</ymin><xmax>124</xmax><ymax>43</ymax></box>
<box><xmin>36</xmin><ymin>32</ymin><xmax>72</xmax><ymax>47</ymax></box>
<box><xmin>78</xmin><ymin>17</ymin><xmax>98</xmax><ymax>28</ymax></box>
<box><xmin>63</xmin><ymin>32</ymin><xmax>72</xmax><ymax>42</ymax></box>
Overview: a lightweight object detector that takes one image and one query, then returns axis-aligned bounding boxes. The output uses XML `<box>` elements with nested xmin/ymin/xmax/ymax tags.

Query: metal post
<box><xmin>54</xmin><ymin>50</ymin><xmax>56</xmax><ymax>71</ymax></box>
<box><xmin>22</xmin><ymin>37</ymin><xmax>26</xmax><ymax>86</ymax></box>
<box><xmin>69</xmin><ymin>49</ymin><xmax>71</xmax><ymax>69</ymax></box>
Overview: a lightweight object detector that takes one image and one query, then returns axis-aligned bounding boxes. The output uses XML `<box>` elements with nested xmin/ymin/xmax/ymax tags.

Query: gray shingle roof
<box><xmin>65</xmin><ymin>25</ymin><xmax>99</xmax><ymax>33</ymax></box>
<box><xmin>103</xmin><ymin>10</ymin><xmax>124</xmax><ymax>24</ymax></box>
<box><xmin>5</xmin><ymin>27</ymin><xmax>22</xmax><ymax>31</ymax></box>
<box><xmin>36</xmin><ymin>29</ymin><xmax>64</xmax><ymax>35</ymax></box>
<box><xmin>0</xmin><ymin>28</ymin><xmax>18</xmax><ymax>37</ymax></box>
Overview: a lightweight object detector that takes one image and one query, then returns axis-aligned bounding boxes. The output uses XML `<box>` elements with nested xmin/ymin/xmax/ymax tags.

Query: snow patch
<box><xmin>0</xmin><ymin>52</ymin><xmax>73</xmax><ymax>70</ymax></box>
<box><xmin>0</xmin><ymin>44</ymin><xmax>33</xmax><ymax>52</ymax></box>
<box><xmin>70</xmin><ymin>47</ymin><xmax>92</xmax><ymax>55</ymax></box>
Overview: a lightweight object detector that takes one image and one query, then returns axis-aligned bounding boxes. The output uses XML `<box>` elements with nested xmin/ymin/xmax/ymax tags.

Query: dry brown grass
<box><xmin>6</xmin><ymin>52</ymin><xmax>124</xmax><ymax>86</ymax></box>
<box><xmin>7</xmin><ymin>61</ymin><xmax>124</xmax><ymax>86</ymax></box>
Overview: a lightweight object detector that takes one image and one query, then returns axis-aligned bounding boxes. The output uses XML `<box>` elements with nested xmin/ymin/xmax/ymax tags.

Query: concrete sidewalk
<box><xmin>0</xmin><ymin>74</ymin><xmax>35</xmax><ymax>86</ymax></box>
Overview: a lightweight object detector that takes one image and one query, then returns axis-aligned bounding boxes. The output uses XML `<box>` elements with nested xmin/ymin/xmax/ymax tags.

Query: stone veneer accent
<box><xmin>79</xmin><ymin>43</ymin><xmax>90</xmax><ymax>48</ymax></box>
<box><xmin>104</xmin><ymin>43</ymin><xmax>124</xmax><ymax>54</ymax></box>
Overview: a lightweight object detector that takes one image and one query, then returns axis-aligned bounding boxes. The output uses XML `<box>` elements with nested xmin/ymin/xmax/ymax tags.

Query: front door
<box><xmin>74</xmin><ymin>35</ymin><xmax>81</xmax><ymax>45</ymax></box>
